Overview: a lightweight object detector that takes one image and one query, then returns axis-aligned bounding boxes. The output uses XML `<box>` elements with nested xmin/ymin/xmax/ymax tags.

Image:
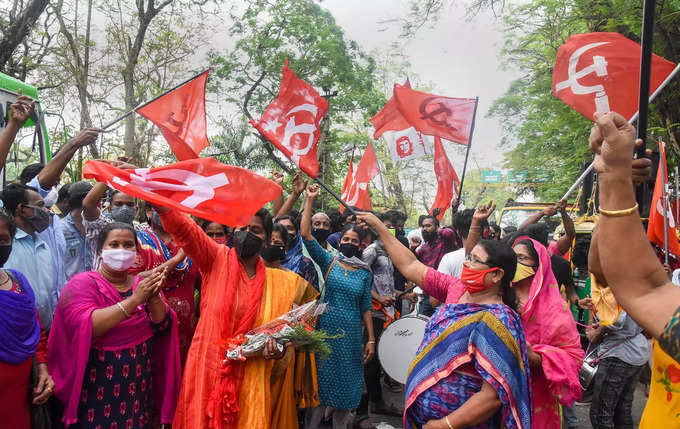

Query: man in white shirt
<box><xmin>438</xmin><ymin>208</ymin><xmax>482</xmax><ymax>278</ymax></box>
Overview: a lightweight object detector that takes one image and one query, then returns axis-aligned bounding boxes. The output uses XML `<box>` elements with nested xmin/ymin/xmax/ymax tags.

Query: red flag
<box><xmin>83</xmin><ymin>158</ymin><xmax>281</xmax><ymax>227</ymax></box>
<box><xmin>136</xmin><ymin>70</ymin><xmax>211</xmax><ymax>161</ymax></box>
<box><xmin>340</xmin><ymin>144</ymin><xmax>379</xmax><ymax>211</ymax></box>
<box><xmin>648</xmin><ymin>140</ymin><xmax>680</xmax><ymax>257</ymax></box>
<box><xmin>250</xmin><ymin>60</ymin><xmax>328</xmax><ymax>178</ymax></box>
<box><xmin>392</xmin><ymin>84</ymin><xmax>476</xmax><ymax>145</ymax></box>
<box><xmin>430</xmin><ymin>136</ymin><xmax>459</xmax><ymax>221</ymax></box>
<box><xmin>371</xmin><ymin>79</ymin><xmax>412</xmax><ymax>139</ymax></box>
<box><xmin>553</xmin><ymin>32</ymin><xmax>677</xmax><ymax>121</ymax></box>
<box><xmin>340</xmin><ymin>152</ymin><xmax>355</xmax><ymax>208</ymax></box>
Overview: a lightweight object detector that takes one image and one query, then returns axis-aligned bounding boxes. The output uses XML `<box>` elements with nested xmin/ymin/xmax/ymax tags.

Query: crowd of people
<box><xmin>3</xmin><ymin>88</ymin><xmax>680</xmax><ymax>429</ymax></box>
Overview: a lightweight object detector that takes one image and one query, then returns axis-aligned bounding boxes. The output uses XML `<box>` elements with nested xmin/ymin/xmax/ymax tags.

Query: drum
<box><xmin>378</xmin><ymin>314</ymin><xmax>429</xmax><ymax>384</ymax></box>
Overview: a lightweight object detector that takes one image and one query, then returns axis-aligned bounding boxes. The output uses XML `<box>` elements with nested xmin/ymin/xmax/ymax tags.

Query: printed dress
<box><xmin>303</xmin><ymin>238</ymin><xmax>372</xmax><ymax>409</ymax></box>
<box><xmin>76</xmin><ymin>290</ymin><xmax>171</xmax><ymax>429</ymax></box>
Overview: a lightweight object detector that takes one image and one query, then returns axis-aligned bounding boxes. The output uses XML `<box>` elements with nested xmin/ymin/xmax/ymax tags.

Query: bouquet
<box><xmin>225</xmin><ymin>301</ymin><xmax>343</xmax><ymax>361</ymax></box>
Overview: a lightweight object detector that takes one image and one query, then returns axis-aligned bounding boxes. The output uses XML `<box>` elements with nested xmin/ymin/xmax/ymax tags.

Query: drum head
<box><xmin>378</xmin><ymin>315</ymin><xmax>428</xmax><ymax>384</ymax></box>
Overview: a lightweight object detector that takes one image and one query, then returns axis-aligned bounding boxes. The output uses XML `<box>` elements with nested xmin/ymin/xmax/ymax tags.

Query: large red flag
<box><xmin>648</xmin><ymin>140</ymin><xmax>680</xmax><ymax>257</ymax></box>
<box><xmin>430</xmin><ymin>136</ymin><xmax>459</xmax><ymax>221</ymax></box>
<box><xmin>371</xmin><ymin>79</ymin><xmax>412</xmax><ymax>139</ymax></box>
<box><xmin>340</xmin><ymin>144</ymin><xmax>379</xmax><ymax>211</ymax></box>
<box><xmin>83</xmin><ymin>158</ymin><xmax>281</xmax><ymax>227</ymax></box>
<box><xmin>136</xmin><ymin>70</ymin><xmax>211</xmax><ymax>161</ymax></box>
<box><xmin>553</xmin><ymin>32</ymin><xmax>677</xmax><ymax>121</ymax></box>
<box><xmin>392</xmin><ymin>84</ymin><xmax>476</xmax><ymax>145</ymax></box>
<box><xmin>251</xmin><ymin>60</ymin><xmax>328</xmax><ymax>178</ymax></box>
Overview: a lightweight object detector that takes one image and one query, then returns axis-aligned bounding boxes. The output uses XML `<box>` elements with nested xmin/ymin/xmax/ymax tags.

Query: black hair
<box><xmin>254</xmin><ymin>208</ymin><xmax>273</xmax><ymax>238</ymax></box>
<box><xmin>384</xmin><ymin>209</ymin><xmax>407</xmax><ymax>224</ymax></box>
<box><xmin>452</xmin><ymin>209</ymin><xmax>475</xmax><ymax>239</ymax></box>
<box><xmin>503</xmin><ymin>225</ymin><xmax>517</xmax><ymax>236</ymax></box>
<box><xmin>57</xmin><ymin>183</ymin><xmax>72</xmax><ymax>204</ymax></box>
<box><xmin>514</xmin><ymin>239</ymin><xmax>540</xmax><ymax>268</ymax></box>
<box><xmin>96</xmin><ymin>222</ymin><xmax>137</xmax><ymax>254</ymax></box>
<box><xmin>477</xmin><ymin>239</ymin><xmax>518</xmax><ymax>312</ymax></box>
<box><xmin>19</xmin><ymin>163</ymin><xmax>44</xmax><ymax>185</ymax></box>
<box><xmin>340</xmin><ymin>222</ymin><xmax>365</xmax><ymax>242</ymax></box>
<box><xmin>341</xmin><ymin>207</ymin><xmax>359</xmax><ymax>223</ymax></box>
<box><xmin>201</xmin><ymin>219</ymin><xmax>229</xmax><ymax>234</ymax></box>
<box><xmin>0</xmin><ymin>208</ymin><xmax>17</xmax><ymax>239</ymax></box>
<box><xmin>1</xmin><ymin>183</ymin><xmax>40</xmax><ymax>214</ymax></box>
<box><xmin>524</xmin><ymin>223</ymin><xmax>549</xmax><ymax>247</ymax></box>
<box><xmin>491</xmin><ymin>224</ymin><xmax>501</xmax><ymax>235</ymax></box>
<box><xmin>571</xmin><ymin>235</ymin><xmax>591</xmax><ymax>268</ymax></box>
<box><xmin>327</xmin><ymin>208</ymin><xmax>342</xmax><ymax>232</ymax></box>
<box><xmin>419</xmin><ymin>214</ymin><xmax>440</xmax><ymax>228</ymax></box>
<box><xmin>274</xmin><ymin>214</ymin><xmax>299</xmax><ymax>234</ymax></box>
<box><xmin>68</xmin><ymin>181</ymin><xmax>93</xmax><ymax>212</ymax></box>
<box><xmin>271</xmin><ymin>223</ymin><xmax>290</xmax><ymax>245</ymax></box>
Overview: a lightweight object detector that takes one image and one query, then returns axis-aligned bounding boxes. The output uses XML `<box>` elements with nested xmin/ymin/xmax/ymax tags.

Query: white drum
<box><xmin>378</xmin><ymin>314</ymin><xmax>429</xmax><ymax>384</ymax></box>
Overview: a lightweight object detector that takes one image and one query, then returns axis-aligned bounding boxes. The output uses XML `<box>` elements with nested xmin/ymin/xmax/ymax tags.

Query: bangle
<box><xmin>599</xmin><ymin>203</ymin><xmax>639</xmax><ymax>217</ymax></box>
<box><xmin>367</xmin><ymin>340</ymin><xmax>376</xmax><ymax>345</ymax></box>
<box><xmin>445</xmin><ymin>415</ymin><xmax>454</xmax><ymax>429</ymax></box>
<box><xmin>116</xmin><ymin>302</ymin><xmax>131</xmax><ymax>318</ymax></box>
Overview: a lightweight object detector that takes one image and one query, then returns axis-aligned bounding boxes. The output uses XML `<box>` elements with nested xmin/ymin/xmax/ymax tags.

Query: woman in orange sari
<box><xmin>156</xmin><ymin>206</ymin><xmax>317</xmax><ymax>429</ymax></box>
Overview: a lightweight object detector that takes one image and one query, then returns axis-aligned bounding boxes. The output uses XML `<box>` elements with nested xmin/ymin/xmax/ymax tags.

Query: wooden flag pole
<box><xmin>455</xmin><ymin>96</ymin><xmax>479</xmax><ymax>205</ymax></box>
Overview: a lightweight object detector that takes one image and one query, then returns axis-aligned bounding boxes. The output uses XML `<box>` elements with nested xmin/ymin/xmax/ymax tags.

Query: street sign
<box><xmin>482</xmin><ymin>170</ymin><xmax>502</xmax><ymax>183</ymax></box>
<box><xmin>507</xmin><ymin>170</ymin><xmax>527</xmax><ymax>183</ymax></box>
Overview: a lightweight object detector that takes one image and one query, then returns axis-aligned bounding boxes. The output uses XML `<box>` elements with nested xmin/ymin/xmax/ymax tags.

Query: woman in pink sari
<box><xmin>511</xmin><ymin>237</ymin><xmax>584</xmax><ymax>427</ymax></box>
<box><xmin>48</xmin><ymin>222</ymin><xmax>181</xmax><ymax>428</ymax></box>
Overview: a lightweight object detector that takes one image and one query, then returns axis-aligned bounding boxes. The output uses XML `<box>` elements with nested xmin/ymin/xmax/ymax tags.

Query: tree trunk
<box><xmin>0</xmin><ymin>0</ymin><xmax>50</xmax><ymax>74</ymax></box>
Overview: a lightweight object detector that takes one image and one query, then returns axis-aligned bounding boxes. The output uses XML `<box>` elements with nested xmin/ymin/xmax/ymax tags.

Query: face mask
<box><xmin>286</xmin><ymin>233</ymin><xmax>297</xmax><ymax>249</ymax></box>
<box><xmin>111</xmin><ymin>205</ymin><xmax>135</xmax><ymax>224</ymax></box>
<box><xmin>43</xmin><ymin>187</ymin><xmax>58</xmax><ymax>208</ymax></box>
<box><xmin>101</xmin><ymin>248</ymin><xmax>137</xmax><ymax>271</ymax></box>
<box><xmin>395</xmin><ymin>228</ymin><xmax>406</xmax><ymax>238</ymax></box>
<box><xmin>0</xmin><ymin>244</ymin><xmax>12</xmax><ymax>267</ymax></box>
<box><xmin>24</xmin><ymin>205</ymin><xmax>51</xmax><ymax>233</ymax></box>
<box><xmin>460</xmin><ymin>265</ymin><xmax>499</xmax><ymax>294</ymax></box>
<box><xmin>339</xmin><ymin>242</ymin><xmax>360</xmax><ymax>258</ymax></box>
<box><xmin>421</xmin><ymin>229</ymin><xmax>436</xmax><ymax>243</ymax></box>
<box><xmin>312</xmin><ymin>228</ymin><xmax>331</xmax><ymax>243</ymax></box>
<box><xmin>260</xmin><ymin>244</ymin><xmax>286</xmax><ymax>262</ymax></box>
<box><xmin>233</xmin><ymin>229</ymin><xmax>263</xmax><ymax>260</ymax></box>
<box><xmin>512</xmin><ymin>263</ymin><xmax>536</xmax><ymax>283</ymax></box>
<box><xmin>151</xmin><ymin>211</ymin><xmax>163</xmax><ymax>229</ymax></box>
<box><xmin>212</xmin><ymin>236</ymin><xmax>227</xmax><ymax>245</ymax></box>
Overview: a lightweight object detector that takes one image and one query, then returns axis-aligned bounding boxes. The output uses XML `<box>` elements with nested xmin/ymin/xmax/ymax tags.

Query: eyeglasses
<box><xmin>465</xmin><ymin>254</ymin><xmax>498</xmax><ymax>268</ymax></box>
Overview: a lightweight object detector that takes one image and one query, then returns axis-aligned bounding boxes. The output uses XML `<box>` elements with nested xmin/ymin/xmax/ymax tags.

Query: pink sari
<box><xmin>48</xmin><ymin>271</ymin><xmax>181</xmax><ymax>426</ymax></box>
<box><xmin>517</xmin><ymin>239</ymin><xmax>584</xmax><ymax>427</ymax></box>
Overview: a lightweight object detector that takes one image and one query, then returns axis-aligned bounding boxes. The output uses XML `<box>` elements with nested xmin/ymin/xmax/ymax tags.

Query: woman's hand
<box><xmin>133</xmin><ymin>269</ymin><xmax>165</xmax><ymax>304</ymax></box>
<box><xmin>363</xmin><ymin>341</ymin><xmax>375</xmax><ymax>364</ymax></box>
<box><xmin>262</xmin><ymin>338</ymin><xmax>286</xmax><ymax>360</ymax></box>
<box><xmin>423</xmin><ymin>418</ymin><xmax>449</xmax><ymax>429</ymax></box>
<box><xmin>306</xmin><ymin>183</ymin><xmax>320</xmax><ymax>200</ymax></box>
<box><xmin>473</xmin><ymin>200</ymin><xmax>496</xmax><ymax>222</ymax></box>
<box><xmin>32</xmin><ymin>363</ymin><xmax>55</xmax><ymax>405</ymax></box>
<box><xmin>526</xmin><ymin>343</ymin><xmax>542</xmax><ymax>368</ymax></box>
<box><xmin>577</xmin><ymin>297</ymin><xmax>594</xmax><ymax>310</ymax></box>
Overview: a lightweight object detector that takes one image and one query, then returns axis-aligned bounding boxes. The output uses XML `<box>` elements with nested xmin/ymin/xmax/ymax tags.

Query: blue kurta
<box><xmin>303</xmin><ymin>238</ymin><xmax>372</xmax><ymax>409</ymax></box>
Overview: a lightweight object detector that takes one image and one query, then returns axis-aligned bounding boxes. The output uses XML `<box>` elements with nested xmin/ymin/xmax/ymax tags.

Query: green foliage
<box><xmin>490</xmin><ymin>0</ymin><xmax>680</xmax><ymax>200</ymax></box>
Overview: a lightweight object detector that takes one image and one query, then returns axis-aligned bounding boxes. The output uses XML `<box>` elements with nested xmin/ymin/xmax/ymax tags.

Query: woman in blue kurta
<box><xmin>300</xmin><ymin>184</ymin><xmax>375</xmax><ymax>429</ymax></box>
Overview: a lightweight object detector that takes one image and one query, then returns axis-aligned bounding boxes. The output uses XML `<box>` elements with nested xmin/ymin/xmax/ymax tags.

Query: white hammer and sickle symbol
<box><xmin>555</xmin><ymin>41</ymin><xmax>611</xmax><ymax>113</ymax></box>
<box><xmin>281</xmin><ymin>104</ymin><xmax>319</xmax><ymax>164</ymax></box>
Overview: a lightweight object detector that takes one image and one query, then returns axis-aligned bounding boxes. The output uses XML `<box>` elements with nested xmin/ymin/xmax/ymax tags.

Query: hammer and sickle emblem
<box><xmin>111</xmin><ymin>168</ymin><xmax>230</xmax><ymax>209</ymax></box>
<box><xmin>165</xmin><ymin>95</ymin><xmax>190</xmax><ymax>134</ymax></box>
<box><xmin>419</xmin><ymin>97</ymin><xmax>457</xmax><ymax>130</ymax></box>
<box><xmin>281</xmin><ymin>104</ymin><xmax>319</xmax><ymax>163</ymax></box>
<box><xmin>342</xmin><ymin>178</ymin><xmax>368</xmax><ymax>206</ymax></box>
<box><xmin>555</xmin><ymin>41</ymin><xmax>611</xmax><ymax>113</ymax></box>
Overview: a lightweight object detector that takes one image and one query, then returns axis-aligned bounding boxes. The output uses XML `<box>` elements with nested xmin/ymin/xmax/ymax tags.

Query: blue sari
<box><xmin>404</xmin><ymin>304</ymin><xmax>531</xmax><ymax>429</ymax></box>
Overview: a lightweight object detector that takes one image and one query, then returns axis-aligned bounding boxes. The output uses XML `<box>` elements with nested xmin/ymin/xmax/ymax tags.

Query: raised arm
<box><xmin>588</xmin><ymin>111</ymin><xmax>677</xmax><ymax>339</ymax></box>
<box><xmin>465</xmin><ymin>201</ymin><xmax>496</xmax><ymax>256</ymax></box>
<box><xmin>300</xmin><ymin>184</ymin><xmax>316</xmax><ymax>241</ymax></box>
<box><xmin>356</xmin><ymin>211</ymin><xmax>428</xmax><ymax>286</ymax></box>
<box><xmin>0</xmin><ymin>92</ymin><xmax>35</xmax><ymax>171</ymax></box>
<box><xmin>518</xmin><ymin>205</ymin><xmax>556</xmax><ymax>231</ymax></box>
<box><xmin>555</xmin><ymin>200</ymin><xmax>575</xmax><ymax>254</ymax></box>
<box><xmin>83</xmin><ymin>182</ymin><xmax>107</xmax><ymax>221</ymax></box>
<box><xmin>270</xmin><ymin>171</ymin><xmax>285</xmax><ymax>216</ymax></box>
<box><xmin>36</xmin><ymin>128</ymin><xmax>100</xmax><ymax>190</ymax></box>
<box><xmin>275</xmin><ymin>171</ymin><xmax>306</xmax><ymax>217</ymax></box>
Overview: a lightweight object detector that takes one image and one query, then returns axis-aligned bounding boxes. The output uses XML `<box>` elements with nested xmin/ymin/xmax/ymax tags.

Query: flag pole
<box><xmin>661</xmin><ymin>139</ymin><xmax>670</xmax><ymax>264</ymax></box>
<box><xmin>561</xmin><ymin>62</ymin><xmax>680</xmax><ymax>201</ymax></box>
<box><xmin>101</xmin><ymin>69</ymin><xmax>210</xmax><ymax>130</ymax></box>
<box><xmin>676</xmin><ymin>165</ymin><xmax>679</xmax><ymax>226</ymax></box>
<box><xmin>455</xmin><ymin>96</ymin><xmax>479</xmax><ymax>204</ymax></box>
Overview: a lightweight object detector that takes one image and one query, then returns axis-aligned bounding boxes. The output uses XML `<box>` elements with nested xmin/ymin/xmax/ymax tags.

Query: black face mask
<box><xmin>233</xmin><ymin>230</ymin><xmax>263</xmax><ymax>260</ymax></box>
<box><xmin>312</xmin><ymin>228</ymin><xmax>331</xmax><ymax>243</ymax></box>
<box><xmin>421</xmin><ymin>229</ymin><xmax>437</xmax><ymax>243</ymax></box>
<box><xmin>260</xmin><ymin>244</ymin><xmax>286</xmax><ymax>263</ymax></box>
<box><xmin>339</xmin><ymin>243</ymin><xmax>360</xmax><ymax>258</ymax></box>
<box><xmin>0</xmin><ymin>244</ymin><xmax>11</xmax><ymax>267</ymax></box>
<box><xmin>24</xmin><ymin>205</ymin><xmax>51</xmax><ymax>233</ymax></box>
<box><xmin>395</xmin><ymin>228</ymin><xmax>406</xmax><ymax>238</ymax></box>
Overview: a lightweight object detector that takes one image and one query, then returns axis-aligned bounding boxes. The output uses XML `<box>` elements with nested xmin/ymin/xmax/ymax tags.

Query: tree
<box><xmin>489</xmin><ymin>0</ymin><xmax>680</xmax><ymax>201</ymax></box>
<box><xmin>0</xmin><ymin>0</ymin><xmax>51</xmax><ymax>78</ymax></box>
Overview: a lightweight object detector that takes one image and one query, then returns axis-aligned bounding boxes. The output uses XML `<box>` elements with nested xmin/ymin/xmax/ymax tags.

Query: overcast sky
<box><xmin>322</xmin><ymin>0</ymin><xmax>521</xmax><ymax>172</ymax></box>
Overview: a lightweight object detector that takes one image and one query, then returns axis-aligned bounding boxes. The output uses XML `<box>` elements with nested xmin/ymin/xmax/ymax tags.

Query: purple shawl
<box><xmin>48</xmin><ymin>271</ymin><xmax>181</xmax><ymax>426</ymax></box>
<box><xmin>0</xmin><ymin>269</ymin><xmax>40</xmax><ymax>364</ymax></box>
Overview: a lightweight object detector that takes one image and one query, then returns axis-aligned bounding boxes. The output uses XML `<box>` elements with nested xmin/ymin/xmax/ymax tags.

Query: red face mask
<box><xmin>460</xmin><ymin>265</ymin><xmax>499</xmax><ymax>294</ymax></box>
<box><xmin>212</xmin><ymin>236</ymin><xmax>227</xmax><ymax>245</ymax></box>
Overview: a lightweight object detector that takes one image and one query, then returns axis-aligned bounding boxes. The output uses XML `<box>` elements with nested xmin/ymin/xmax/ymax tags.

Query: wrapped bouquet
<box><xmin>225</xmin><ymin>301</ymin><xmax>342</xmax><ymax>361</ymax></box>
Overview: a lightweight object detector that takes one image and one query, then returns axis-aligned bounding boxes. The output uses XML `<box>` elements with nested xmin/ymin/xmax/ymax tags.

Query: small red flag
<box><xmin>430</xmin><ymin>136</ymin><xmax>460</xmax><ymax>221</ymax></box>
<box><xmin>553</xmin><ymin>32</ymin><xmax>677</xmax><ymax>121</ymax></box>
<box><xmin>392</xmin><ymin>84</ymin><xmax>476</xmax><ymax>145</ymax></box>
<box><xmin>251</xmin><ymin>60</ymin><xmax>328</xmax><ymax>178</ymax></box>
<box><xmin>136</xmin><ymin>70</ymin><xmax>211</xmax><ymax>161</ymax></box>
<box><xmin>371</xmin><ymin>79</ymin><xmax>412</xmax><ymax>139</ymax></box>
<box><xmin>83</xmin><ymin>158</ymin><xmax>281</xmax><ymax>227</ymax></box>
<box><xmin>648</xmin><ymin>140</ymin><xmax>680</xmax><ymax>257</ymax></box>
<box><xmin>340</xmin><ymin>152</ymin><xmax>355</xmax><ymax>209</ymax></box>
<box><xmin>340</xmin><ymin>144</ymin><xmax>379</xmax><ymax>211</ymax></box>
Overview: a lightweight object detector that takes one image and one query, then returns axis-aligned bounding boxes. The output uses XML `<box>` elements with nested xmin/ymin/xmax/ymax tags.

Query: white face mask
<box><xmin>101</xmin><ymin>248</ymin><xmax>137</xmax><ymax>271</ymax></box>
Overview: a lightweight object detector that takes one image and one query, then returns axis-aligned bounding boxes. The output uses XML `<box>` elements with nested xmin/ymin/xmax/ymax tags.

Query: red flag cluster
<box><xmin>83</xmin><ymin>158</ymin><xmax>282</xmax><ymax>227</ymax></box>
<box><xmin>340</xmin><ymin>144</ymin><xmax>379</xmax><ymax>211</ymax></box>
<box><xmin>648</xmin><ymin>140</ymin><xmax>680</xmax><ymax>257</ymax></box>
<box><xmin>552</xmin><ymin>32</ymin><xmax>677</xmax><ymax>121</ymax></box>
